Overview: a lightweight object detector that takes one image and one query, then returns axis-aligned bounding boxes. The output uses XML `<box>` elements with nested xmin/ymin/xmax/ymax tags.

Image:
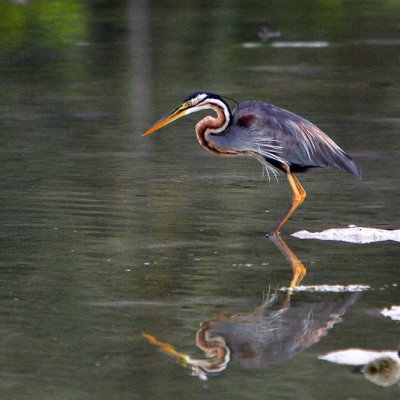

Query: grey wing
<box><xmin>231</xmin><ymin>101</ymin><xmax>361</xmax><ymax>179</ymax></box>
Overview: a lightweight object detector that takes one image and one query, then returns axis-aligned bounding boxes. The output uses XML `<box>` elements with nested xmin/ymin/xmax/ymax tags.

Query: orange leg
<box><xmin>268</xmin><ymin>172</ymin><xmax>306</xmax><ymax>236</ymax></box>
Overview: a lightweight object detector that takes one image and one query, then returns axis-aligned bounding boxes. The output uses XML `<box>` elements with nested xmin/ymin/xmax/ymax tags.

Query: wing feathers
<box><xmin>231</xmin><ymin>101</ymin><xmax>361</xmax><ymax>179</ymax></box>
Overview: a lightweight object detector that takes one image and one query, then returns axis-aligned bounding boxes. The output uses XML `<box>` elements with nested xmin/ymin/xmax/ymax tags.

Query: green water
<box><xmin>0</xmin><ymin>1</ymin><xmax>399</xmax><ymax>399</ymax></box>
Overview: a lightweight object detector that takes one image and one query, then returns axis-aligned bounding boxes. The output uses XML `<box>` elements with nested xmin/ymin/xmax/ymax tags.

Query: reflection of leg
<box><xmin>269</xmin><ymin>172</ymin><xmax>307</xmax><ymax>236</ymax></box>
<box><xmin>269</xmin><ymin>234</ymin><xmax>307</xmax><ymax>288</ymax></box>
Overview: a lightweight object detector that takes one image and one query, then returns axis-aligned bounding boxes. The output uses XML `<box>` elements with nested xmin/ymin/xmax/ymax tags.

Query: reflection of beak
<box><xmin>142</xmin><ymin>103</ymin><xmax>191</xmax><ymax>136</ymax></box>
<box><xmin>142</xmin><ymin>333</ymin><xmax>190</xmax><ymax>365</ymax></box>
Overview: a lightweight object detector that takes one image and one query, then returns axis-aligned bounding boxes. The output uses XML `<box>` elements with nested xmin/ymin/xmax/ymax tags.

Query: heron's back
<box><xmin>227</xmin><ymin>101</ymin><xmax>361</xmax><ymax>179</ymax></box>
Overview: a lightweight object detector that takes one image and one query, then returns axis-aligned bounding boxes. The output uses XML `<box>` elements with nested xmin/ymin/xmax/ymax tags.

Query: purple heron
<box><xmin>143</xmin><ymin>92</ymin><xmax>361</xmax><ymax>236</ymax></box>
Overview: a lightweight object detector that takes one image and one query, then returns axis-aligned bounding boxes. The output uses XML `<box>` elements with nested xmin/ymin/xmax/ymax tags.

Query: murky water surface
<box><xmin>1</xmin><ymin>1</ymin><xmax>399</xmax><ymax>399</ymax></box>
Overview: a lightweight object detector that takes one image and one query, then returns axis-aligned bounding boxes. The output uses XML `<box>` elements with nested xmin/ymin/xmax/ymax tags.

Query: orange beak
<box><xmin>142</xmin><ymin>102</ymin><xmax>192</xmax><ymax>136</ymax></box>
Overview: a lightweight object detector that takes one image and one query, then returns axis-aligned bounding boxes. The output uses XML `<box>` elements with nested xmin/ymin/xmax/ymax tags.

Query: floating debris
<box><xmin>242</xmin><ymin>42</ymin><xmax>262</xmax><ymax>48</ymax></box>
<box><xmin>319</xmin><ymin>348</ymin><xmax>400</xmax><ymax>387</ymax></box>
<box><xmin>272</xmin><ymin>41</ymin><xmax>329</xmax><ymax>48</ymax></box>
<box><xmin>258</xmin><ymin>27</ymin><xmax>282</xmax><ymax>42</ymax></box>
<box><xmin>320</xmin><ymin>349</ymin><xmax>399</xmax><ymax>365</ymax></box>
<box><xmin>292</xmin><ymin>226</ymin><xmax>400</xmax><ymax>244</ymax></box>
<box><xmin>381</xmin><ymin>305</ymin><xmax>400</xmax><ymax>321</ymax></box>
<box><xmin>280</xmin><ymin>284</ymin><xmax>370</xmax><ymax>293</ymax></box>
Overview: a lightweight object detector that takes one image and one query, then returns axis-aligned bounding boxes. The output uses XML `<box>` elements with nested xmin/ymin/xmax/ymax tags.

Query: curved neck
<box><xmin>195</xmin><ymin>100</ymin><xmax>237</xmax><ymax>155</ymax></box>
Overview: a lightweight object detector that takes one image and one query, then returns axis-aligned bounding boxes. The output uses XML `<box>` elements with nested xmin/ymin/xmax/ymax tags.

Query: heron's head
<box><xmin>142</xmin><ymin>92</ymin><xmax>231</xmax><ymax>136</ymax></box>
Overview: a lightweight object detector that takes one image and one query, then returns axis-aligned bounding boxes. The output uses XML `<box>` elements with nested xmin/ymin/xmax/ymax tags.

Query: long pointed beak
<box><xmin>142</xmin><ymin>103</ymin><xmax>191</xmax><ymax>136</ymax></box>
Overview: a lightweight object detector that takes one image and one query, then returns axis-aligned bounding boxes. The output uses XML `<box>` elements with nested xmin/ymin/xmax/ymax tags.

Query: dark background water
<box><xmin>0</xmin><ymin>1</ymin><xmax>399</xmax><ymax>399</ymax></box>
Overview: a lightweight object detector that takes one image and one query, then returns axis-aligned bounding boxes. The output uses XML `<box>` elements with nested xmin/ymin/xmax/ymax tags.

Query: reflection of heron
<box><xmin>143</xmin><ymin>92</ymin><xmax>361</xmax><ymax>235</ymax></box>
<box><xmin>143</xmin><ymin>236</ymin><xmax>358</xmax><ymax>380</ymax></box>
<box><xmin>144</xmin><ymin>290</ymin><xmax>358</xmax><ymax>380</ymax></box>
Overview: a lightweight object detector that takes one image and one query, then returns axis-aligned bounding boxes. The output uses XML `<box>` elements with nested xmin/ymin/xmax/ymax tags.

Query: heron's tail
<box><xmin>336</xmin><ymin>152</ymin><xmax>362</xmax><ymax>180</ymax></box>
